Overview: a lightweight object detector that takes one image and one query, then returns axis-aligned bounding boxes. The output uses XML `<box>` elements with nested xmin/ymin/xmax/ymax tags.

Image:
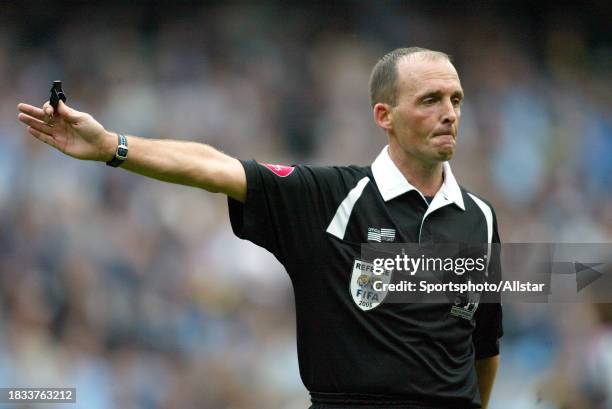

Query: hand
<box><xmin>17</xmin><ymin>100</ymin><xmax>114</xmax><ymax>162</ymax></box>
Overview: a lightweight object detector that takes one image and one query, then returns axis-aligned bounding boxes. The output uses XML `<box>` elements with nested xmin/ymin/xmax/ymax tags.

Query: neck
<box><xmin>388</xmin><ymin>144</ymin><xmax>444</xmax><ymax>197</ymax></box>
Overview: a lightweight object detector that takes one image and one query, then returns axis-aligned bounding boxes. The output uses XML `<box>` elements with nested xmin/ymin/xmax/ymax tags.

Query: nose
<box><xmin>441</xmin><ymin>99</ymin><xmax>457</xmax><ymax>125</ymax></box>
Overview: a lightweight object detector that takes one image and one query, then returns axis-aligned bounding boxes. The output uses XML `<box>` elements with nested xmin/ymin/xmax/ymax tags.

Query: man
<box><xmin>17</xmin><ymin>47</ymin><xmax>502</xmax><ymax>409</ymax></box>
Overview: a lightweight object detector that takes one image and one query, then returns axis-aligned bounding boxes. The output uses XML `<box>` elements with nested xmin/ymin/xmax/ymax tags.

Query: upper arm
<box><xmin>192</xmin><ymin>146</ymin><xmax>246</xmax><ymax>202</ymax></box>
<box><xmin>217</xmin><ymin>156</ymin><xmax>247</xmax><ymax>203</ymax></box>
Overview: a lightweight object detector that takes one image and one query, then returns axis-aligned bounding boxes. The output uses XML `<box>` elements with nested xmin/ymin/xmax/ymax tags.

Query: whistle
<box><xmin>49</xmin><ymin>80</ymin><xmax>66</xmax><ymax>110</ymax></box>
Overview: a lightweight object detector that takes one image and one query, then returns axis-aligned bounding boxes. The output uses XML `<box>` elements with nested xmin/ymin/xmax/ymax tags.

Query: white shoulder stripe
<box><xmin>467</xmin><ymin>193</ymin><xmax>493</xmax><ymax>243</ymax></box>
<box><xmin>326</xmin><ymin>177</ymin><xmax>370</xmax><ymax>240</ymax></box>
<box><xmin>468</xmin><ymin>193</ymin><xmax>493</xmax><ymax>270</ymax></box>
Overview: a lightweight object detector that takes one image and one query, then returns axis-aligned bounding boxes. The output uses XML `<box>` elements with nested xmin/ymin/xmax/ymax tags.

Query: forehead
<box><xmin>396</xmin><ymin>56</ymin><xmax>462</xmax><ymax>97</ymax></box>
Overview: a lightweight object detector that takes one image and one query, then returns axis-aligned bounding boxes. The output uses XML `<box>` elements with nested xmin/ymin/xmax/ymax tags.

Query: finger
<box><xmin>57</xmin><ymin>100</ymin><xmax>83</xmax><ymax>123</ymax></box>
<box><xmin>42</xmin><ymin>101</ymin><xmax>55</xmax><ymax>121</ymax></box>
<box><xmin>27</xmin><ymin>126</ymin><xmax>58</xmax><ymax>149</ymax></box>
<box><xmin>18</xmin><ymin>113</ymin><xmax>54</xmax><ymax>134</ymax></box>
<box><xmin>17</xmin><ymin>103</ymin><xmax>46</xmax><ymax>121</ymax></box>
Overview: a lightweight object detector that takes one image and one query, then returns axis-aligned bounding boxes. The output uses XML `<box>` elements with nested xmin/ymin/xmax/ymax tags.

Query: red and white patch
<box><xmin>262</xmin><ymin>163</ymin><xmax>295</xmax><ymax>177</ymax></box>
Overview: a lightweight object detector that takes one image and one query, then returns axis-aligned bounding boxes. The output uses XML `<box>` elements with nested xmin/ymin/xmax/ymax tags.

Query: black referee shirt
<box><xmin>228</xmin><ymin>146</ymin><xmax>503</xmax><ymax>409</ymax></box>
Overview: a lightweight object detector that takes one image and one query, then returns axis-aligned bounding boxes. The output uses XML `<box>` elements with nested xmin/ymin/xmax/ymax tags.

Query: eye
<box><xmin>452</xmin><ymin>97</ymin><xmax>462</xmax><ymax>106</ymax></box>
<box><xmin>422</xmin><ymin>98</ymin><xmax>436</xmax><ymax>105</ymax></box>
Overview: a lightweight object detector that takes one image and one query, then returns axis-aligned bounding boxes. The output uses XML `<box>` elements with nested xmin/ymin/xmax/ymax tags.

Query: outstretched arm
<box><xmin>17</xmin><ymin>101</ymin><xmax>246</xmax><ymax>202</ymax></box>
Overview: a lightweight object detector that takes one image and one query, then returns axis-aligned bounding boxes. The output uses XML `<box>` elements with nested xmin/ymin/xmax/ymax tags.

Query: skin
<box><xmin>476</xmin><ymin>355</ymin><xmax>500</xmax><ymax>409</ymax></box>
<box><xmin>373</xmin><ymin>54</ymin><xmax>464</xmax><ymax>196</ymax></box>
<box><xmin>16</xmin><ymin>100</ymin><xmax>247</xmax><ymax>202</ymax></box>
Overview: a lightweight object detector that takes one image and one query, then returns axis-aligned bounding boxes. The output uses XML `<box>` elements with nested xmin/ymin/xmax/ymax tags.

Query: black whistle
<box><xmin>50</xmin><ymin>80</ymin><xmax>66</xmax><ymax>110</ymax></box>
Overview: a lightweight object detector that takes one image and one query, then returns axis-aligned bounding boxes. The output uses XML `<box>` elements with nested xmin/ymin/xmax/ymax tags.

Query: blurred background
<box><xmin>1</xmin><ymin>1</ymin><xmax>611</xmax><ymax>408</ymax></box>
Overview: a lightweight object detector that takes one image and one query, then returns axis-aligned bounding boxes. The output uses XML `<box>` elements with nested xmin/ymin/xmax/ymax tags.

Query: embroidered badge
<box><xmin>350</xmin><ymin>259</ymin><xmax>393</xmax><ymax>311</ymax></box>
<box><xmin>262</xmin><ymin>163</ymin><xmax>295</xmax><ymax>177</ymax></box>
<box><xmin>367</xmin><ymin>227</ymin><xmax>396</xmax><ymax>242</ymax></box>
<box><xmin>450</xmin><ymin>293</ymin><xmax>480</xmax><ymax>320</ymax></box>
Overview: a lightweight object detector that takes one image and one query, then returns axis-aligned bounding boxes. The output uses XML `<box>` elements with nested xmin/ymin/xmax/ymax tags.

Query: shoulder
<box><xmin>298</xmin><ymin>164</ymin><xmax>370</xmax><ymax>179</ymax></box>
<box><xmin>294</xmin><ymin>164</ymin><xmax>373</xmax><ymax>190</ymax></box>
<box><xmin>460</xmin><ymin>187</ymin><xmax>498</xmax><ymax>218</ymax></box>
<box><xmin>244</xmin><ymin>161</ymin><xmax>374</xmax><ymax>203</ymax></box>
<box><xmin>242</xmin><ymin>160</ymin><xmax>368</xmax><ymax>183</ymax></box>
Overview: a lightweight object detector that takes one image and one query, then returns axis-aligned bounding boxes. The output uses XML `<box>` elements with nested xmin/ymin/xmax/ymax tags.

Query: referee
<box><xmin>17</xmin><ymin>47</ymin><xmax>502</xmax><ymax>409</ymax></box>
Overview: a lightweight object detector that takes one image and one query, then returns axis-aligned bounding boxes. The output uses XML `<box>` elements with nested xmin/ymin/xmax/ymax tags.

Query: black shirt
<box><xmin>228</xmin><ymin>147</ymin><xmax>503</xmax><ymax>409</ymax></box>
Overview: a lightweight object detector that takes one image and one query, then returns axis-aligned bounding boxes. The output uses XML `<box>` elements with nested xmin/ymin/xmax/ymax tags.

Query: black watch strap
<box><xmin>106</xmin><ymin>133</ymin><xmax>128</xmax><ymax>167</ymax></box>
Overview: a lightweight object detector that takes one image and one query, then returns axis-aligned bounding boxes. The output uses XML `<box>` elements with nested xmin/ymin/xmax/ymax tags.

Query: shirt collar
<box><xmin>371</xmin><ymin>145</ymin><xmax>465</xmax><ymax>211</ymax></box>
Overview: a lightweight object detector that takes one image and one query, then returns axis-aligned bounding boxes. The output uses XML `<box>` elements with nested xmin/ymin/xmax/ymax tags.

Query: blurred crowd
<box><xmin>0</xmin><ymin>2</ymin><xmax>610</xmax><ymax>409</ymax></box>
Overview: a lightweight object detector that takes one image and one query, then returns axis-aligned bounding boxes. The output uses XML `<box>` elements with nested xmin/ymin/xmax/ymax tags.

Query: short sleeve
<box><xmin>228</xmin><ymin>160</ymin><xmax>355</xmax><ymax>266</ymax></box>
<box><xmin>472</xmin><ymin>303</ymin><xmax>503</xmax><ymax>359</ymax></box>
<box><xmin>473</xmin><ymin>209</ymin><xmax>503</xmax><ymax>359</ymax></box>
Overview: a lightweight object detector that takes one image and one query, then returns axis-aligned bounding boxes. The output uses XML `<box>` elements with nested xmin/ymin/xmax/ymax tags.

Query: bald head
<box><xmin>369</xmin><ymin>47</ymin><xmax>452</xmax><ymax>108</ymax></box>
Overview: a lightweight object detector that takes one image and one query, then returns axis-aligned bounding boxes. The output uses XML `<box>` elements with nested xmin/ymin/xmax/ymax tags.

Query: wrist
<box><xmin>100</xmin><ymin>131</ymin><xmax>118</xmax><ymax>162</ymax></box>
<box><xmin>105</xmin><ymin>133</ymin><xmax>129</xmax><ymax>168</ymax></box>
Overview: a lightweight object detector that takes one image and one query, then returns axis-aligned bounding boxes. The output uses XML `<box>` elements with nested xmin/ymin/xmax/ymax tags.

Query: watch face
<box><xmin>117</xmin><ymin>147</ymin><xmax>128</xmax><ymax>159</ymax></box>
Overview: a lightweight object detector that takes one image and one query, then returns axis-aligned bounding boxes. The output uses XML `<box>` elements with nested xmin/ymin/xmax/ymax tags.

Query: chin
<box><xmin>436</xmin><ymin>149</ymin><xmax>454</xmax><ymax>162</ymax></box>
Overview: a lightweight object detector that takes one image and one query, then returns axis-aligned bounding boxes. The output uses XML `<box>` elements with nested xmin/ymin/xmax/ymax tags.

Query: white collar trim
<box><xmin>371</xmin><ymin>145</ymin><xmax>465</xmax><ymax>211</ymax></box>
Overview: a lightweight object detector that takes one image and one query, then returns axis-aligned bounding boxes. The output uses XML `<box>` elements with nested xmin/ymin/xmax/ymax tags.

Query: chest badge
<box><xmin>350</xmin><ymin>259</ymin><xmax>393</xmax><ymax>311</ymax></box>
<box><xmin>367</xmin><ymin>227</ymin><xmax>396</xmax><ymax>242</ymax></box>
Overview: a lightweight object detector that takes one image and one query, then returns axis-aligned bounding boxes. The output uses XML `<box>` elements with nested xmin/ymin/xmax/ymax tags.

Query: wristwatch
<box><xmin>106</xmin><ymin>133</ymin><xmax>128</xmax><ymax>167</ymax></box>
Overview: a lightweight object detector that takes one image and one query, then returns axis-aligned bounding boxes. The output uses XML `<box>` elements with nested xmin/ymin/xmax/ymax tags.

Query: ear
<box><xmin>373</xmin><ymin>102</ymin><xmax>393</xmax><ymax>131</ymax></box>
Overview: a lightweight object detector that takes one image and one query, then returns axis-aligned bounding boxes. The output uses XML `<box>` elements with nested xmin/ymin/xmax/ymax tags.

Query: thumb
<box><xmin>57</xmin><ymin>100</ymin><xmax>83</xmax><ymax>123</ymax></box>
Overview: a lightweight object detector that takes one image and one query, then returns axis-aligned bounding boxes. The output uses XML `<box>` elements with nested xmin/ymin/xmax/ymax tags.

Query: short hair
<box><xmin>369</xmin><ymin>47</ymin><xmax>451</xmax><ymax>107</ymax></box>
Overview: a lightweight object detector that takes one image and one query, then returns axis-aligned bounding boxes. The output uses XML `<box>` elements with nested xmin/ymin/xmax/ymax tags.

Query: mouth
<box><xmin>431</xmin><ymin>133</ymin><xmax>455</xmax><ymax>146</ymax></box>
<box><xmin>432</xmin><ymin>129</ymin><xmax>455</xmax><ymax>137</ymax></box>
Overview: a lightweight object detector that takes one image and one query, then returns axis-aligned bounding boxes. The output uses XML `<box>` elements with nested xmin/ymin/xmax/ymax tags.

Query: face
<box><xmin>376</xmin><ymin>56</ymin><xmax>464</xmax><ymax>165</ymax></box>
